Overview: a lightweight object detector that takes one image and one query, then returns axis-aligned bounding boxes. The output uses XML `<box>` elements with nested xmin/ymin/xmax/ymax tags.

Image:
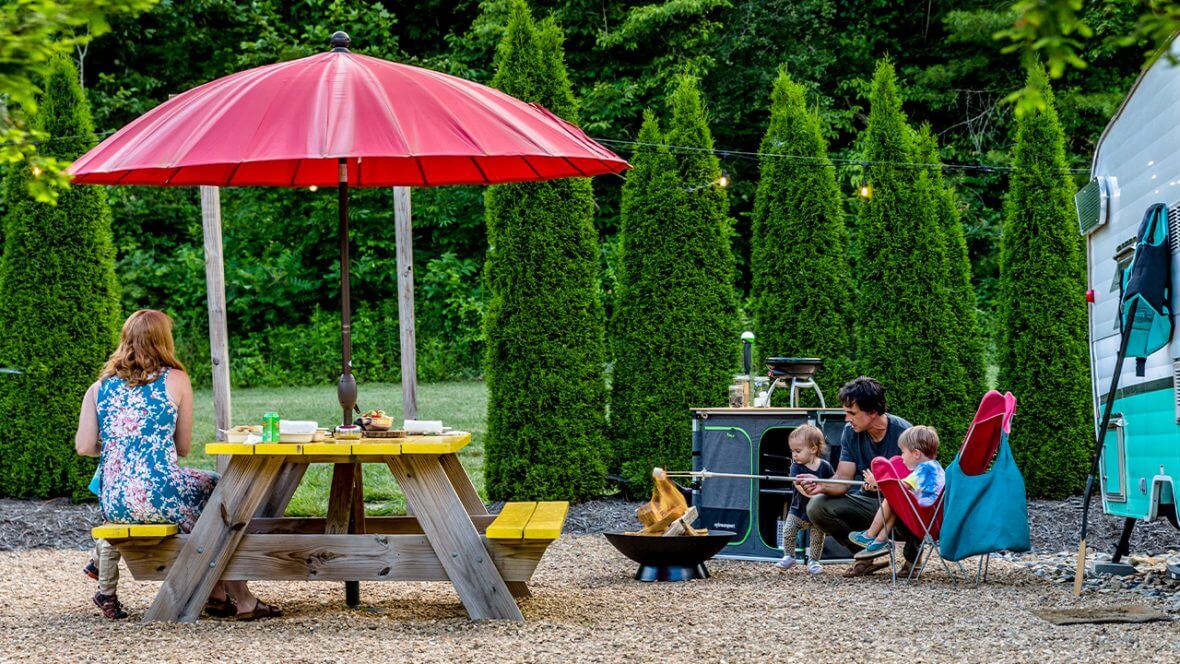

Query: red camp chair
<box><xmin>872</xmin><ymin>391</ymin><xmax>1017</xmax><ymax>583</ymax></box>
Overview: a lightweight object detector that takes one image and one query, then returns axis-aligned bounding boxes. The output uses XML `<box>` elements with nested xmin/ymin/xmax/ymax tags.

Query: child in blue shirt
<box><xmin>849</xmin><ymin>425</ymin><xmax>945</xmax><ymax>559</ymax></box>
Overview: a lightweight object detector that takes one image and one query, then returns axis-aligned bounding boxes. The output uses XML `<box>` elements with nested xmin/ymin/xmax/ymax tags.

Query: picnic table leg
<box><xmin>386</xmin><ymin>455</ymin><xmax>524</xmax><ymax>621</ymax></box>
<box><xmin>439</xmin><ymin>453</ymin><xmax>488</xmax><ymax>516</ymax></box>
<box><xmin>437</xmin><ymin>454</ymin><xmax>529</xmax><ymax>598</ymax></box>
<box><xmin>143</xmin><ymin>455</ymin><xmax>284</xmax><ymax>622</ymax></box>
<box><xmin>255</xmin><ymin>462</ymin><xmax>308</xmax><ymax>518</ymax></box>
<box><xmin>325</xmin><ymin>463</ymin><xmax>364</xmax><ymax>607</ymax></box>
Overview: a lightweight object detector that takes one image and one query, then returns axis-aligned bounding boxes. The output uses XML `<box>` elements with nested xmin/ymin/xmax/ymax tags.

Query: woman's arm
<box><xmin>75</xmin><ymin>382</ymin><xmax>101</xmax><ymax>457</ymax></box>
<box><xmin>168</xmin><ymin>370</ymin><xmax>195</xmax><ymax>457</ymax></box>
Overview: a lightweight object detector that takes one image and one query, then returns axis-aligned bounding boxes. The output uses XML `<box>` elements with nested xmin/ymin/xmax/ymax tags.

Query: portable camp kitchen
<box><xmin>689</xmin><ymin>407</ymin><xmax>854</xmax><ymax>561</ymax></box>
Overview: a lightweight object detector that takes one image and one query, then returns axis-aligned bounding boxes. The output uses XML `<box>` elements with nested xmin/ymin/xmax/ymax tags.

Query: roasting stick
<box><xmin>663</xmin><ymin>470</ymin><xmax>865</xmax><ymax>486</ymax></box>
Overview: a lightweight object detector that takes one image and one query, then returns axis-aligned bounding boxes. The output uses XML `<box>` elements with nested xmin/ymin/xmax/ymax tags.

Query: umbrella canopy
<box><xmin>67</xmin><ymin>38</ymin><xmax>627</xmax><ymax>188</ymax></box>
<box><xmin>68</xmin><ymin>32</ymin><xmax>628</xmax><ymax>436</ymax></box>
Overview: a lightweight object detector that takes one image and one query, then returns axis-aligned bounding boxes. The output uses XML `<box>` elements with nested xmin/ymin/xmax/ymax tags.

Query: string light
<box><xmin>718</xmin><ymin>170</ymin><xmax>729</xmax><ymax>188</ymax></box>
<box><xmin>858</xmin><ymin>181</ymin><xmax>872</xmax><ymax>198</ymax></box>
<box><xmin>31</xmin><ymin>165</ymin><xmax>42</xmax><ymax>178</ymax></box>
<box><xmin>308</xmin><ymin>185</ymin><xmax>318</xmax><ymax>192</ymax></box>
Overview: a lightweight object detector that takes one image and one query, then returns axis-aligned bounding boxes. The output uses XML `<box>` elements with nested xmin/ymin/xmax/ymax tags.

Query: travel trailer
<box><xmin>1076</xmin><ymin>37</ymin><xmax>1179</xmax><ymax>562</ymax></box>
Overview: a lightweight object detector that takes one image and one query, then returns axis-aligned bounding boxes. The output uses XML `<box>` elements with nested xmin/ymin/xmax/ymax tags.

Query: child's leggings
<box><xmin>94</xmin><ymin>539</ymin><xmax>121</xmax><ymax>596</ymax></box>
<box><xmin>782</xmin><ymin>513</ymin><xmax>825</xmax><ymax>562</ymax></box>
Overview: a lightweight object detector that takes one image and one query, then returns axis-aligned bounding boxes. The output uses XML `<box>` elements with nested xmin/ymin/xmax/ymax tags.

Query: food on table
<box><xmin>361</xmin><ymin>409</ymin><xmax>394</xmax><ymax>430</ymax></box>
<box><xmin>334</xmin><ymin>424</ymin><xmax>363</xmax><ymax>440</ymax></box>
<box><xmin>225</xmin><ymin>424</ymin><xmax>263</xmax><ymax>442</ymax></box>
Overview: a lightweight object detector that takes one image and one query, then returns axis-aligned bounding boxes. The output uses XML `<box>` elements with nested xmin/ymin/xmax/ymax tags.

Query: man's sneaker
<box><xmin>853</xmin><ymin>539</ymin><xmax>891</xmax><ymax>560</ymax></box>
<box><xmin>93</xmin><ymin>592</ymin><xmax>128</xmax><ymax>620</ymax></box>
<box><xmin>806</xmin><ymin>561</ymin><xmax>824</xmax><ymax>574</ymax></box>
<box><xmin>848</xmin><ymin>530</ymin><xmax>874</xmax><ymax>548</ymax></box>
<box><xmin>83</xmin><ymin>559</ymin><xmax>99</xmax><ymax>581</ymax></box>
<box><xmin>775</xmin><ymin>555</ymin><xmax>797</xmax><ymax>570</ymax></box>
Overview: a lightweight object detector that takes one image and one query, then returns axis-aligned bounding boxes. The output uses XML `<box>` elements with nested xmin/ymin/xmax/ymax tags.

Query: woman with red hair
<box><xmin>76</xmin><ymin>310</ymin><xmax>279</xmax><ymax>621</ymax></box>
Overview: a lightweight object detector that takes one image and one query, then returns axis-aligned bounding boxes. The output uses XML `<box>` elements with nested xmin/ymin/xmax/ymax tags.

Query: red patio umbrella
<box><xmin>69</xmin><ymin>32</ymin><xmax>629</xmax><ymax>427</ymax></box>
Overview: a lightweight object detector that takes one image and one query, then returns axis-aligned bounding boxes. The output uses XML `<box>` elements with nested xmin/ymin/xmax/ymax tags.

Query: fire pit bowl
<box><xmin>603</xmin><ymin>530</ymin><xmax>736</xmax><ymax>582</ymax></box>
<box><xmin>765</xmin><ymin>356</ymin><xmax>823</xmax><ymax>380</ymax></box>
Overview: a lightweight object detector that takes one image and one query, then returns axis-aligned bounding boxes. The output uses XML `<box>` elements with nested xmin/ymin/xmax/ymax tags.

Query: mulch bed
<box><xmin>7</xmin><ymin>496</ymin><xmax>1177</xmax><ymax>555</ymax></box>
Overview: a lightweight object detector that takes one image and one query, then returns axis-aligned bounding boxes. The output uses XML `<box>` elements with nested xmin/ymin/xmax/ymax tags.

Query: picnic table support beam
<box><xmin>394</xmin><ymin>186</ymin><xmax>418</xmax><ymax>421</ymax></box>
<box><xmin>200</xmin><ymin>185</ymin><xmax>232</xmax><ymax>475</ymax></box>
<box><xmin>326</xmin><ymin>463</ymin><xmax>365</xmax><ymax>607</ymax></box>
<box><xmin>387</xmin><ymin>455</ymin><xmax>523</xmax><ymax>621</ymax></box>
<box><xmin>143</xmin><ymin>454</ymin><xmax>284</xmax><ymax>622</ymax></box>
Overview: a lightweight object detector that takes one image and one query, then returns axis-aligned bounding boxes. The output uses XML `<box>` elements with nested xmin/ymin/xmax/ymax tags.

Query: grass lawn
<box><xmin>188</xmin><ymin>381</ymin><xmax>488</xmax><ymax>517</ymax></box>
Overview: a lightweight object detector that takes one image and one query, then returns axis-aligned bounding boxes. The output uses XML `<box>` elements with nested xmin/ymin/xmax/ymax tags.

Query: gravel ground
<box><xmin>1</xmin><ymin>536</ymin><xmax>1177</xmax><ymax>663</ymax></box>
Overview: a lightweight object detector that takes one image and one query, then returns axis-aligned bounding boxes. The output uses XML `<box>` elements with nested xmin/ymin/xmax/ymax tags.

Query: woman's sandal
<box><xmin>235</xmin><ymin>598</ymin><xmax>282</xmax><ymax>621</ymax></box>
<box><xmin>842</xmin><ymin>559</ymin><xmax>889</xmax><ymax>578</ymax></box>
<box><xmin>203</xmin><ymin>595</ymin><xmax>237</xmax><ymax>618</ymax></box>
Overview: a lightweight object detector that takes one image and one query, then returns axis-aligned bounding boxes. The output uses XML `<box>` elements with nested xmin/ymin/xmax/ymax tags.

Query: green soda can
<box><xmin>263</xmin><ymin>412</ymin><xmax>280</xmax><ymax>442</ymax></box>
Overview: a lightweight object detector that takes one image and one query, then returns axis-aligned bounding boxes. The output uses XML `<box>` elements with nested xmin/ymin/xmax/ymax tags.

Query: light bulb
<box><xmin>309</xmin><ymin>185</ymin><xmax>318</xmax><ymax>192</ymax></box>
<box><xmin>718</xmin><ymin>170</ymin><xmax>729</xmax><ymax>188</ymax></box>
<box><xmin>31</xmin><ymin>166</ymin><xmax>42</xmax><ymax>178</ymax></box>
<box><xmin>859</xmin><ymin>183</ymin><xmax>872</xmax><ymax>198</ymax></box>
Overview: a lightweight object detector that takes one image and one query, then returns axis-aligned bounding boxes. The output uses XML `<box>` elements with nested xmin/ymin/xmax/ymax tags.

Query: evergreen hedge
<box><xmin>913</xmin><ymin>124</ymin><xmax>987</xmax><ymax>455</ymax></box>
<box><xmin>853</xmin><ymin>61</ymin><xmax>969</xmax><ymax>453</ymax></box>
<box><xmin>483</xmin><ymin>1</ymin><xmax>607</xmax><ymax>501</ymax></box>
<box><xmin>611</xmin><ymin>78</ymin><xmax>738</xmax><ymax>487</ymax></box>
<box><xmin>0</xmin><ymin>57</ymin><xmax>121</xmax><ymax>499</ymax></box>
<box><xmin>750</xmin><ymin>68</ymin><xmax>855</xmax><ymax>402</ymax></box>
<box><xmin>997</xmin><ymin>65</ymin><xmax>1091</xmax><ymax>498</ymax></box>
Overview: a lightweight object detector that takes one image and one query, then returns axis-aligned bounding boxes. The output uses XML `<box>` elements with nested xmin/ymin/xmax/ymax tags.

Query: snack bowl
<box><xmin>311</xmin><ymin>429</ymin><xmax>329</xmax><ymax>442</ymax></box>
<box><xmin>224</xmin><ymin>425</ymin><xmax>262</xmax><ymax>443</ymax></box>
<box><xmin>334</xmin><ymin>425</ymin><xmax>363</xmax><ymax>440</ymax></box>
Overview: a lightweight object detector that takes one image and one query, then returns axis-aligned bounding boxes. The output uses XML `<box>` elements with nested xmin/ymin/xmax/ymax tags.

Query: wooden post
<box><xmin>201</xmin><ymin>186</ymin><xmax>232</xmax><ymax>474</ymax></box>
<box><xmin>394</xmin><ymin>186</ymin><xmax>418</xmax><ymax>420</ymax></box>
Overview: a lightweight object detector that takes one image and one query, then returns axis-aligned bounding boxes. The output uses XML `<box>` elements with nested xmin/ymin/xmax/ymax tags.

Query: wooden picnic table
<box><xmin>98</xmin><ymin>433</ymin><xmax>567</xmax><ymax>623</ymax></box>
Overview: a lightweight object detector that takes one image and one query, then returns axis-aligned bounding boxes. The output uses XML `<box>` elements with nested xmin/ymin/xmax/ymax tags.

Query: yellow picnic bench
<box><xmin>93</xmin><ymin>433</ymin><xmax>569</xmax><ymax>623</ymax></box>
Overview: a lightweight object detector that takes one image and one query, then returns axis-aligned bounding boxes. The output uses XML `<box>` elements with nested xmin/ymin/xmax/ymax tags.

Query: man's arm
<box><xmin>797</xmin><ymin>460</ymin><xmax>856</xmax><ymax>496</ymax></box>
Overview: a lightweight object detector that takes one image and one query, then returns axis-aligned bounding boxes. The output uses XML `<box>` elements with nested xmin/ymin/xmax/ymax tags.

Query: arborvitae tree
<box><xmin>913</xmin><ymin>124</ymin><xmax>987</xmax><ymax>455</ymax></box>
<box><xmin>750</xmin><ymin>68</ymin><xmax>854</xmax><ymax>402</ymax></box>
<box><xmin>854</xmin><ymin>61</ymin><xmax>967</xmax><ymax>451</ymax></box>
<box><xmin>483</xmin><ymin>1</ymin><xmax>607</xmax><ymax>501</ymax></box>
<box><xmin>997</xmin><ymin>65</ymin><xmax>1091</xmax><ymax>498</ymax></box>
<box><xmin>0</xmin><ymin>56</ymin><xmax>121</xmax><ymax>499</ymax></box>
<box><xmin>610</xmin><ymin>77</ymin><xmax>738</xmax><ymax>488</ymax></box>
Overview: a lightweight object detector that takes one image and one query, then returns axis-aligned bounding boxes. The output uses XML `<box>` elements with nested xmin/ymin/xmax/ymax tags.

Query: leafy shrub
<box><xmin>0</xmin><ymin>57</ymin><xmax>122</xmax><ymax>499</ymax></box>
<box><xmin>997</xmin><ymin>65</ymin><xmax>1091</xmax><ymax>498</ymax></box>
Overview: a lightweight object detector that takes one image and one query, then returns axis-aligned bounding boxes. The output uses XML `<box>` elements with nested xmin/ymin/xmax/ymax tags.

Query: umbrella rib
<box><xmin>225</xmin><ymin>162</ymin><xmax>243</xmax><ymax>186</ymax></box>
<box><xmin>468</xmin><ymin>156</ymin><xmax>491</xmax><ymax>185</ymax></box>
<box><xmin>560</xmin><ymin>156</ymin><xmax>590</xmax><ymax>178</ymax></box>
<box><xmin>414</xmin><ymin>156</ymin><xmax>429</xmax><ymax>187</ymax></box>
<box><xmin>519</xmin><ymin>156</ymin><xmax>544</xmax><ymax>181</ymax></box>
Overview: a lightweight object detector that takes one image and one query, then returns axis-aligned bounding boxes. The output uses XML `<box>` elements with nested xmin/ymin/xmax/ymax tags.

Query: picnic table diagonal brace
<box><xmin>386</xmin><ymin>454</ymin><xmax>524</xmax><ymax>621</ymax></box>
<box><xmin>143</xmin><ymin>454</ymin><xmax>285</xmax><ymax>622</ymax></box>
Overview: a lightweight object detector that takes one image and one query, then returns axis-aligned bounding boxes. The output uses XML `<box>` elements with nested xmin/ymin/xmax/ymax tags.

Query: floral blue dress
<box><xmin>96</xmin><ymin>368</ymin><xmax>218</xmax><ymax>532</ymax></box>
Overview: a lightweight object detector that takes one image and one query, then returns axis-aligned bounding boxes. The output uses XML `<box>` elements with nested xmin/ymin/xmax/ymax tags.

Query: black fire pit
<box><xmin>603</xmin><ymin>530</ymin><xmax>736</xmax><ymax>582</ymax></box>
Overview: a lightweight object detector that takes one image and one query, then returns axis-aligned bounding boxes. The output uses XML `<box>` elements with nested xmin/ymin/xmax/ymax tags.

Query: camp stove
<box><xmin>764</xmin><ymin>357</ymin><xmax>826</xmax><ymax>407</ymax></box>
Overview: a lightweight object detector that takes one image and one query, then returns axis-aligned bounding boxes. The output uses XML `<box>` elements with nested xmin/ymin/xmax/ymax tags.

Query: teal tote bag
<box><xmin>939</xmin><ymin>435</ymin><xmax>1031</xmax><ymax>561</ymax></box>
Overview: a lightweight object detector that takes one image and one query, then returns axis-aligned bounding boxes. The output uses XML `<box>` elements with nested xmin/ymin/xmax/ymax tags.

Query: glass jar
<box><xmin>752</xmin><ymin>376</ymin><xmax>770</xmax><ymax>407</ymax></box>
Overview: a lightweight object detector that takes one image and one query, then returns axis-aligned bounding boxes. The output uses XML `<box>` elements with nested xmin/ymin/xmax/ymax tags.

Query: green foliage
<box><xmin>996</xmin><ymin>65</ymin><xmax>1090</xmax><ymax>498</ymax></box>
<box><xmin>913</xmin><ymin>124</ymin><xmax>987</xmax><ymax>453</ymax></box>
<box><xmin>0</xmin><ymin>0</ymin><xmax>156</xmax><ymax>202</ymax></box>
<box><xmin>482</xmin><ymin>0</ymin><xmax>607</xmax><ymax>501</ymax></box>
<box><xmin>610</xmin><ymin>79</ymin><xmax>739</xmax><ymax>488</ymax></box>
<box><xmin>749</xmin><ymin>69</ymin><xmax>854</xmax><ymax>401</ymax></box>
<box><xmin>0</xmin><ymin>57</ymin><xmax>122</xmax><ymax>499</ymax></box>
<box><xmin>853</xmin><ymin>61</ymin><xmax>971</xmax><ymax>454</ymax></box>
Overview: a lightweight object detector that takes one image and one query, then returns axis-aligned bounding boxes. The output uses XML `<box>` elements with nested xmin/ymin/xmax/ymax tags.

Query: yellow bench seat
<box><xmin>485</xmin><ymin>501</ymin><xmax>569</xmax><ymax>540</ymax></box>
<box><xmin>92</xmin><ymin>523</ymin><xmax>179</xmax><ymax>539</ymax></box>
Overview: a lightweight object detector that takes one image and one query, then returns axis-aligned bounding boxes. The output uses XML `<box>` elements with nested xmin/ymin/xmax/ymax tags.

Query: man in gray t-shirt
<box><xmin>795</xmin><ymin>376</ymin><xmax>920</xmax><ymax>576</ymax></box>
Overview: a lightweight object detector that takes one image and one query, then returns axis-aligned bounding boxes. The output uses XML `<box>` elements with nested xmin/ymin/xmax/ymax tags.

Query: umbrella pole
<box><xmin>338</xmin><ymin>157</ymin><xmax>357</xmax><ymax>425</ymax></box>
<box><xmin>337</xmin><ymin>157</ymin><xmax>362</xmax><ymax>609</ymax></box>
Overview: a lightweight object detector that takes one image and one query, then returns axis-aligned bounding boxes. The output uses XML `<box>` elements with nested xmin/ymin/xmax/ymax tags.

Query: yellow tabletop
<box><xmin>206</xmin><ymin>432</ymin><xmax>471</xmax><ymax>457</ymax></box>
